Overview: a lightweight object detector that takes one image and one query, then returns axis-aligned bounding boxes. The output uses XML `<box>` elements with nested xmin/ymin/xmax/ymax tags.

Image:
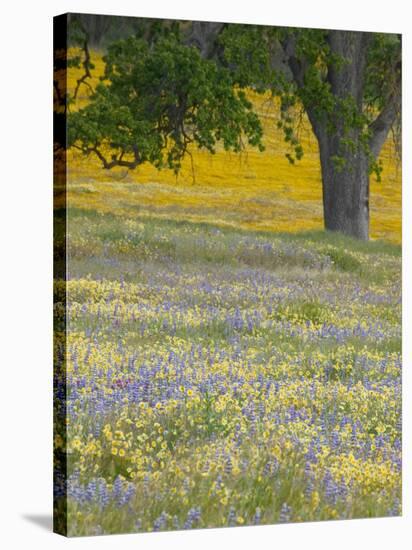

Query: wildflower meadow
<box><xmin>54</xmin><ymin>19</ymin><xmax>402</xmax><ymax>537</ymax></box>
<box><xmin>54</xmin><ymin>203</ymin><xmax>401</xmax><ymax>536</ymax></box>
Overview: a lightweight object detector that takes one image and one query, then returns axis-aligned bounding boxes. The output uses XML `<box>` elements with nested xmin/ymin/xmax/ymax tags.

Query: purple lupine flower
<box><xmin>254</xmin><ymin>507</ymin><xmax>262</xmax><ymax>525</ymax></box>
<box><xmin>153</xmin><ymin>511</ymin><xmax>168</xmax><ymax>531</ymax></box>
<box><xmin>337</xmin><ymin>476</ymin><xmax>348</xmax><ymax>502</ymax></box>
<box><xmin>279</xmin><ymin>503</ymin><xmax>292</xmax><ymax>523</ymax></box>
<box><xmin>224</xmin><ymin>457</ymin><xmax>233</xmax><ymax>475</ymax></box>
<box><xmin>331</xmin><ymin>430</ymin><xmax>340</xmax><ymax>451</ymax></box>
<box><xmin>184</xmin><ymin>507</ymin><xmax>202</xmax><ymax>529</ymax></box>
<box><xmin>323</xmin><ymin>471</ymin><xmax>339</xmax><ymax>504</ymax></box>
<box><xmin>118</xmin><ymin>483</ymin><xmax>135</xmax><ymax>507</ymax></box>
<box><xmin>227</xmin><ymin>507</ymin><xmax>237</xmax><ymax>527</ymax></box>
<box><xmin>97</xmin><ymin>478</ymin><xmax>110</xmax><ymax>509</ymax></box>
<box><xmin>387</xmin><ymin>498</ymin><xmax>401</xmax><ymax>517</ymax></box>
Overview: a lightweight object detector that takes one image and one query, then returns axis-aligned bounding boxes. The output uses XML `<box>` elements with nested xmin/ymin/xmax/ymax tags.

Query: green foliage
<box><xmin>364</xmin><ymin>34</ymin><xmax>401</xmax><ymax>112</ymax></box>
<box><xmin>325</xmin><ymin>248</ymin><xmax>361</xmax><ymax>273</ymax></box>
<box><xmin>68</xmin><ymin>34</ymin><xmax>263</xmax><ymax>172</ymax></box>
<box><xmin>220</xmin><ymin>26</ymin><xmax>400</xmax><ymax>176</ymax></box>
<box><xmin>67</xmin><ymin>19</ymin><xmax>400</xmax><ymax>185</ymax></box>
<box><xmin>217</xmin><ymin>24</ymin><xmax>276</xmax><ymax>91</ymax></box>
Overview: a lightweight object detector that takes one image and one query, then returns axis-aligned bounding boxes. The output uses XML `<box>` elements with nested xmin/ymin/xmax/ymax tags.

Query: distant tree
<box><xmin>65</xmin><ymin>18</ymin><xmax>401</xmax><ymax>240</ymax></box>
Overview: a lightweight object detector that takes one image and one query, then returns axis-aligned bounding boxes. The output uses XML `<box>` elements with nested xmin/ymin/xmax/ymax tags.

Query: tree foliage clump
<box><xmin>220</xmin><ymin>25</ymin><xmax>400</xmax><ymax>178</ymax></box>
<box><xmin>68</xmin><ymin>34</ymin><xmax>264</xmax><ymax>173</ymax></box>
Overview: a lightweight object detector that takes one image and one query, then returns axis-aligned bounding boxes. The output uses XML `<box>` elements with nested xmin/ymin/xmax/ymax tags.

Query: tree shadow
<box><xmin>22</xmin><ymin>514</ymin><xmax>53</xmax><ymax>532</ymax></box>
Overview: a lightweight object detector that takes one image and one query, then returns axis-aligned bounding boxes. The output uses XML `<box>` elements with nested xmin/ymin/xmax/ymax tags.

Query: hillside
<box><xmin>63</xmin><ymin>50</ymin><xmax>401</xmax><ymax>243</ymax></box>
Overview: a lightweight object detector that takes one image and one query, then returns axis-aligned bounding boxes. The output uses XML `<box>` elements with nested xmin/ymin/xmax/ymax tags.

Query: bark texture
<box><xmin>319</xmin><ymin>32</ymin><xmax>371</xmax><ymax>240</ymax></box>
<box><xmin>284</xmin><ymin>30</ymin><xmax>400</xmax><ymax>240</ymax></box>
<box><xmin>318</xmin><ymin>130</ymin><xmax>369</xmax><ymax>240</ymax></box>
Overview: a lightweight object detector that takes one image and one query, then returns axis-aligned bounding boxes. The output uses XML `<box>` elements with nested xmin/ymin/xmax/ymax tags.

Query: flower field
<box><xmin>53</xmin><ymin>49</ymin><xmax>402</xmax><ymax>536</ymax></box>
<box><xmin>54</xmin><ymin>207</ymin><xmax>401</xmax><ymax>535</ymax></box>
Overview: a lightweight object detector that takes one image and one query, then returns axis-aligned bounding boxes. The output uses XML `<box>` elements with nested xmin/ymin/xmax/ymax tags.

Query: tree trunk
<box><xmin>317</xmin><ymin>130</ymin><xmax>370</xmax><ymax>240</ymax></box>
<box><xmin>284</xmin><ymin>30</ymin><xmax>374</xmax><ymax>241</ymax></box>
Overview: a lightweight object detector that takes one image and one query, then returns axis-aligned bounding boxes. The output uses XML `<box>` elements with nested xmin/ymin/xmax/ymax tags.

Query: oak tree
<box><xmin>66</xmin><ymin>18</ymin><xmax>401</xmax><ymax>240</ymax></box>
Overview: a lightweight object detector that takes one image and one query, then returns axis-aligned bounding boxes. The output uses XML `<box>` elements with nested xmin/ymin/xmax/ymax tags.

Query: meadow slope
<box><xmin>53</xmin><ymin>50</ymin><xmax>402</xmax><ymax>536</ymax></box>
<box><xmin>54</xmin><ymin>210</ymin><xmax>401</xmax><ymax>535</ymax></box>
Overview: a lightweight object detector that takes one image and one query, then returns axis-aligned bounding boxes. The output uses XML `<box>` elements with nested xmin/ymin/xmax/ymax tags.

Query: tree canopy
<box><xmin>68</xmin><ymin>33</ymin><xmax>263</xmax><ymax>173</ymax></box>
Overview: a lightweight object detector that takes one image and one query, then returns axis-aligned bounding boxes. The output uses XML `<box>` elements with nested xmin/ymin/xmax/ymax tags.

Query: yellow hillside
<box><xmin>64</xmin><ymin>50</ymin><xmax>401</xmax><ymax>243</ymax></box>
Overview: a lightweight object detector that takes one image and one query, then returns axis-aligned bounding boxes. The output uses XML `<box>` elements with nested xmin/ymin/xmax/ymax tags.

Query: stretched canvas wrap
<box><xmin>53</xmin><ymin>13</ymin><xmax>402</xmax><ymax>537</ymax></box>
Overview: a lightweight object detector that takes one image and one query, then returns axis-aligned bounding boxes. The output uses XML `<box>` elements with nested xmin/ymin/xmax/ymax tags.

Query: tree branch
<box><xmin>73</xmin><ymin>36</ymin><xmax>93</xmax><ymax>100</ymax></box>
<box><xmin>369</xmin><ymin>86</ymin><xmax>401</xmax><ymax>159</ymax></box>
<box><xmin>186</xmin><ymin>21</ymin><xmax>225</xmax><ymax>59</ymax></box>
<box><xmin>73</xmin><ymin>143</ymin><xmax>141</xmax><ymax>169</ymax></box>
<box><xmin>326</xmin><ymin>31</ymin><xmax>372</xmax><ymax>106</ymax></box>
<box><xmin>280</xmin><ymin>34</ymin><xmax>307</xmax><ymax>88</ymax></box>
